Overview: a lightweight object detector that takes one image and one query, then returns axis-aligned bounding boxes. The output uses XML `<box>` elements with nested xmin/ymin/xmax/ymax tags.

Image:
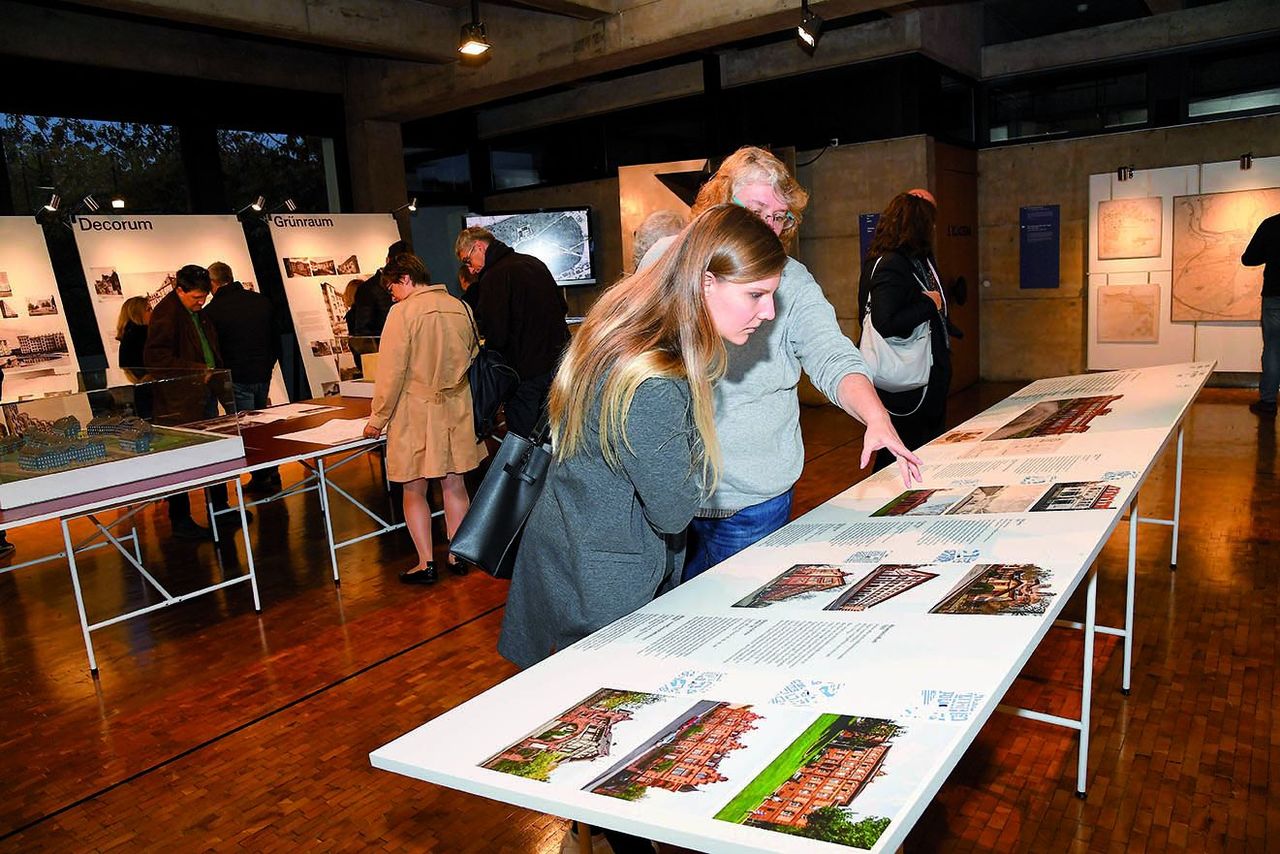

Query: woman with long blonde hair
<box><xmin>498</xmin><ymin>204</ymin><xmax>786</xmax><ymax>671</ymax></box>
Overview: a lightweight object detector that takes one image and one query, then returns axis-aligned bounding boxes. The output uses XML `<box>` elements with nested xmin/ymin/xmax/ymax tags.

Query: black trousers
<box><xmin>874</xmin><ymin>359</ymin><xmax>951</xmax><ymax>472</ymax></box>
<box><xmin>504</xmin><ymin>370</ymin><xmax>554</xmax><ymax>439</ymax></box>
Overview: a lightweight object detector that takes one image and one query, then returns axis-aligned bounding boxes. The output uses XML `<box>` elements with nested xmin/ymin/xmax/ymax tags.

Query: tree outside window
<box><xmin>218</xmin><ymin>129</ymin><xmax>333</xmax><ymax>214</ymax></box>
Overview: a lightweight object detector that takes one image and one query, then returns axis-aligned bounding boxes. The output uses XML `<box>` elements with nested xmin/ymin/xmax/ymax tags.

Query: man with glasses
<box><xmin>639</xmin><ymin>146</ymin><xmax>922</xmax><ymax>582</ymax></box>
<box><xmin>455</xmin><ymin>226</ymin><xmax>569</xmax><ymax>438</ymax></box>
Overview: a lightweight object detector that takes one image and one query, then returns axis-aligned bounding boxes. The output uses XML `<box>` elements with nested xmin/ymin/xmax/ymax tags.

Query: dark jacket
<box><xmin>498</xmin><ymin>377</ymin><xmax>702</xmax><ymax>669</ymax></box>
<box><xmin>471</xmin><ymin>240</ymin><xmax>570</xmax><ymax>380</ymax></box>
<box><xmin>201</xmin><ymin>282</ymin><xmax>280</xmax><ymax>384</ymax></box>
<box><xmin>1242</xmin><ymin>212</ymin><xmax>1280</xmax><ymax>299</ymax></box>
<box><xmin>347</xmin><ymin>271</ymin><xmax>394</xmax><ymax>337</ymax></box>
<box><xmin>118</xmin><ymin>321</ymin><xmax>148</xmax><ymax>370</ymax></box>
<box><xmin>144</xmin><ymin>291</ymin><xmax>223</xmax><ymax>424</ymax></box>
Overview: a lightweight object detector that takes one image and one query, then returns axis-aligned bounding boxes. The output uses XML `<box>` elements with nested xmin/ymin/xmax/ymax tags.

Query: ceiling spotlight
<box><xmin>1240</xmin><ymin>152</ymin><xmax>1253</xmax><ymax>170</ymax></box>
<box><xmin>111</xmin><ymin>196</ymin><xmax>126</xmax><ymax>210</ymax></box>
<box><xmin>797</xmin><ymin>0</ymin><xmax>824</xmax><ymax>55</ymax></box>
<box><xmin>459</xmin><ymin>1</ymin><xmax>491</xmax><ymax>58</ymax></box>
<box><xmin>1116</xmin><ymin>165</ymin><xmax>1135</xmax><ymax>181</ymax></box>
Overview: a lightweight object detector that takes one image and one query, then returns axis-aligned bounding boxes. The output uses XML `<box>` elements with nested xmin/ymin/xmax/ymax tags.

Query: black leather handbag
<box><xmin>450</xmin><ymin>416</ymin><xmax>552</xmax><ymax>579</ymax></box>
<box><xmin>463</xmin><ymin>304</ymin><xmax>520</xmax><ymax>439</ymax></box>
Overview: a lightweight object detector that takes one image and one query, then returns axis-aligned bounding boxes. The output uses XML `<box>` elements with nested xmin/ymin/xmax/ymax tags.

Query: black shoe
<box><xmin>0</xmin><ymin>540</ymin><xmax>14</xmax><ymax>560</ymax></box>
<box><xmin>171</xmin><ymin>518</ymin><xmax>212</xmax><ymax>541</ymax></box>
<box><xmin>399</xmin><ymin>563</ymin><xmax>438</xmax><ymax>585</ymax></box>
<box><xmin>1249</xmin><ymin>400</ymin><xmax>1277</xmax><ymax>417</ymax></box>
<box><xmin>446</xmin><ymin>556</ymin><xmax>470</xmax><ymax>577</ymax></box>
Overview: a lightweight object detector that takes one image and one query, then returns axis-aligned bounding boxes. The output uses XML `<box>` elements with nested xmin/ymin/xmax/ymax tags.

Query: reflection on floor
<box><xmin>0</xmin><ymin>384</ymin><xmax>1273</xmax><ymax>852</ymax></box>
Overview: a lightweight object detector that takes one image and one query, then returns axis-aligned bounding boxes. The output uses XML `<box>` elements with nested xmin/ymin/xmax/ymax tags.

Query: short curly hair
<box><xmin>691</xmin><ymin>146</ymin><xmax>809</xmax><ymax>250</ymax></box>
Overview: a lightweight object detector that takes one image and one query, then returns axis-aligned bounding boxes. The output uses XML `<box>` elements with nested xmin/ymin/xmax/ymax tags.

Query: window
<box><xmin>217</xmin><ymin>129</ymin><xmax>336</xmax><ymax>214</ymax></box>
<box><xmin>2</xmin><ymin>113</ymin><xmax>188</xmax><ymax>214</ymax></box>
<box><xmin>1188</xmin><ymin>45</ymin><xmax>1280</xmax><ymax>119</ymax></box>
<box><xmin>988</xmin><ymin>70</ymin><xmax>1147</xmax><ymax>142</ymax></box>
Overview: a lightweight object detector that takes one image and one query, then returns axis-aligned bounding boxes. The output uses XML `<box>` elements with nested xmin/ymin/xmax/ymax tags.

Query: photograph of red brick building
<box><xmin>1031</xmin><ymin>480</ymin><xmax>1122</xmax><ymax>511</ymax></box>
<box><xmin>930</xmin><ymin>563</ymin><xmax>1054</xmax><ymax>615</ymax></box>
<box><xmin>824</xmin><ymin>565</ymin><xmax>939</xmax><ymax>611</ymax></box>
<box><xmin>734</xmin><ymin>564</ymin><xmax>851</xmax><ymax>608</ymax></box>
<box><xmin>986</xmin><ymin>394</ymin><xmax>1123</xmax><ymax>440</ymax></box>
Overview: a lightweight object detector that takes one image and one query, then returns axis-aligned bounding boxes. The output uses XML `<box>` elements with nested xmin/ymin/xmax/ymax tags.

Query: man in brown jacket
<box><xmin>144</xmin><ymin>265</ymin><xmax>244</xmax><ymax>540</ymax></box>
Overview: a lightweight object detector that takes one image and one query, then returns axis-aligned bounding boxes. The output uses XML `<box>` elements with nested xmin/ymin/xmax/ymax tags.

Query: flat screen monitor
<box><xmin>464</xmin><ymin>208</ymin><xmax>594</xmax><ymax>286</ymax></box>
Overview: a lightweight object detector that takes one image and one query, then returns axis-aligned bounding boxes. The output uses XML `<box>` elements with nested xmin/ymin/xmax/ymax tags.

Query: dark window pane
<box><xmin>989</xmin><ymin>71</ymin><xmax>1147</xmax><ymax>141</ymax></box>
<box><xmin>217</xmin><ymin>129</ymin><xmax>333</xmax><ymax>214</ymax></box>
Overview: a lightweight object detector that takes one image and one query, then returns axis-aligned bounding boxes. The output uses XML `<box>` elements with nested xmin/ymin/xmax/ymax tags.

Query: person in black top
<box><xmin>347</xmin><ymin>240</ymin><xmax>405</xmax><ymax>340</ymax></box>
<box><xmin>203</xmin><ymin>261</ymin><xmax>282</xmax><ymax>492</ymax></box>
<box><xmin>115</xmin><ymin>296</ymin><xmax>151</xmax><ymax>377</ymax></box>
<box><xmin>454</xmin><ymin>226</ymin><xmax>570</xmax><ymax>438</ymax></box>
<box><xmin>859</xmin><ymin>191</ymin><xmax>957</xmax><ymax>470</ymax></box>
<box><xmin>1242</xmin><ymin>212</ymin><xmax>1280</xmax><ymax>417</ymax></box>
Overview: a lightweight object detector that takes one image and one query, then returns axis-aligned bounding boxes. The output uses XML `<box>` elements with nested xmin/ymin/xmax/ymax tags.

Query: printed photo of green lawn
<box><xmin>714</xmin><ymin>713</ymin><xmax>900</xmax><ymax>849</ymax></box>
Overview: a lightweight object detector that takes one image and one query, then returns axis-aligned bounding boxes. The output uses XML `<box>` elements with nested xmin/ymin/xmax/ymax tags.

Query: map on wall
<box><xmin>1097</xmin><ymin>197</ymin><xmax>1162</xmax><ymax>260</ymax></box>
<box><xmin>1172</xmin><ymin>188</ymin><xmax>1280</xmax><ymax>321</ymax></box>
<box><xmin>1096</xmin><ymin>283</ymin><xmax>1160</xmax><ymax>344</ymax></box>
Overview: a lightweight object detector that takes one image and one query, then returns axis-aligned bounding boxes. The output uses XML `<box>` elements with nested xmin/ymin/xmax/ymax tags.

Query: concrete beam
<box><xmin>513</xmin><ymin>0</ymin><xmax>617</xmax><ymax>21</ymax></box>
<box><xmin>984</xmin><ymin>0</ymin><xmax>1280</xmax><ymax>79</ymax></box>
<box><xmin>64</xmin><ymin>0</ymin><xmax>459</xmax><ymax>63</ymax></box>
<box><xmin>721</xmin><ymin>12</ymin><xmax>919</xmax><ymax>88</ymax></box>
<box><xmin>0</xmin><ymin>0</ymin><xmax>345</xmax><ymax>93</ymax></box>
<box><xmin>351</xmin><ymin>0</ymin><xmax>906</xmax><ymax>120</ymax></box>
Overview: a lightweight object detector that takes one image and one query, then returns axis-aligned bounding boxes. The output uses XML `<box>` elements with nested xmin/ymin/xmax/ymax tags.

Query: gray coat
<box><xmin>498</xmin><ymin>376</ymin><xmax>703</xmax><ymax>669</ymax></box>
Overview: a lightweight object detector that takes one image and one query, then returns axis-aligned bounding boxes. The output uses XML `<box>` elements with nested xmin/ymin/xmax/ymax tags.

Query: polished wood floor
<box><xmin>0</xmin><ymin>384</ymin><xmax>1274</xmax><ymax>852</ymax></box>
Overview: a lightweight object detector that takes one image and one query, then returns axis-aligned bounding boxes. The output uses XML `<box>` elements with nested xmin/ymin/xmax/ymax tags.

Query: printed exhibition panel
<box><xmin>71</xmin><ymin>214</ymin><xmax>288</xmax><ymax>402</ymax></box>
<box><xmin>372</xmin><ymin>363</ymin><xmax>1213</xmax><ymax>853</ymax></box>
<box><xmin>0</xmin><ymin>217</ymin><xmax>79</xmax><ymax>383</ymax></box>
<box><xmin>266</xmin><ymin>213</ymin><xmax>400</xmax><ymax>396</ymax></box>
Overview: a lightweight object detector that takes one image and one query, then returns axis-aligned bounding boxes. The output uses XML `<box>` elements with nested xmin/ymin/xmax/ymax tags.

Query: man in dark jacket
<box><xmin>347</xmin><ymin>240</ymin><xmax>406</xmax><ymax>339</ymax></box>
<box><xmin>144</xmin><ymin>264</ymin><xmax>242</xmax><ymax>540</ymax></box>
<box><xmin>203</xmin><ymin>261</ymin><xmax>282</xmax><ymax>492</ymax></box>
<box><xmin>1242</xmin><ymin>212</ymin><xmax>1280</xmax><ymax>417</ymax></box>
<box><xmin>455</xmin><ymin>227</ymin><xmax>570</xmax><ymax>437</ymax></box>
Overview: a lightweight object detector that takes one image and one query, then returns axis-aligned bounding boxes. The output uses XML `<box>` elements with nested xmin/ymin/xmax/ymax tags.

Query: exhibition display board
<box><xmin>0</xmin><ymin>217</ymin><xmax>79</xmax><ymax>384</ymax></box>
<box><xmin>1087</xmin><ymin>155</ymin><xmax>1279</xmax><ymax>371</ymax></box>
<box><xmin>372</xmin><ymin>362</ymin><xmax>1212</xmax><ymax>853</ymax></box>
<box><xmin>266</xmin><ymin>213</ymin><xmax>401</xmax><ymax>397</ymax></box>
<box><xmin>71</xmin><ymin>214</ymin><xmax>288</xmax><ymax>401</ymax></box>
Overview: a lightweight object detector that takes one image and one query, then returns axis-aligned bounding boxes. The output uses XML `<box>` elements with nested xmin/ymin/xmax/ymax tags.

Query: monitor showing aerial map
<box><xmin>464</xmin><ymin>208</ymin><xmax>595</xmax><ymax>286</ymax></box>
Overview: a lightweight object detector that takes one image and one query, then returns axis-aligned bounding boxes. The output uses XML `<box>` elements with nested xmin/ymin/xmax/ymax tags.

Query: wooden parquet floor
<box><xmin>0</xmin><ymin>384</ymin><xmax>1275</xmax><ymax>853</ymax></box>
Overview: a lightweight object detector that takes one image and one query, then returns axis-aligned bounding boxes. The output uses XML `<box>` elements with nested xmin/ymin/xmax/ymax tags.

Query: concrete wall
<box><xmin>977</xmin><ymin>113</ymin><xmax>1280</xmax><ymax>381</ymax></box>
<box><xmin>483</xmin><ymin>178</ymin><xmax>622</xmax><ymax>317</ymax></box>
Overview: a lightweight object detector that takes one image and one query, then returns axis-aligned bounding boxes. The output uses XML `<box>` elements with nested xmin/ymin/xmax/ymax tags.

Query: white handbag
<box><xmin>859</xmin><ymin>255</ymin><xmax>934</xmax><ymax>395</ymax></box>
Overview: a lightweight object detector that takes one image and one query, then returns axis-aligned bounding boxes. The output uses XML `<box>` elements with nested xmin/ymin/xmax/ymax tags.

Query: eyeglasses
<box><xmin>732</xmin><ymin>196</ymin><xmax>797</xmax><ymax>231</ymax></box>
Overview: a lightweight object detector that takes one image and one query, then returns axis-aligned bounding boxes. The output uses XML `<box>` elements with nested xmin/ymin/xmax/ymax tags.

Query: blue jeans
<box><xmin>1262</xmin><ymin>296</ymin><xmax>1280</xmax><ymax>404</ymax></box>
<box><xmin>682</xmin><ymin>489</ymin><xmax>793</xmax><ymax>582</ymax></box>
<box><xmin>233</xmin><ymin>381</ymin><xmax>271</xmax><ymax>412</ymax></box>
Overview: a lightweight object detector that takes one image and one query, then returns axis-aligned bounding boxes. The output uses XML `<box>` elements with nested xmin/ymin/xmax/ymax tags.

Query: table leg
<box><xmin>577</xmin><ymin>823</ymin><xmax>593</xmax><ymax>854</ymax></box>
<box><xmin>316</xmin><ymin>457</ymin><xmax>341</xmax><ymax>584</ymax></box>
<box><xmin>235</xmin><ymin>479</ymin><xmax>262</xmax><ymax>612</ymax></box>
<box><xmin>1171</xmin><ymin>427</ymin><xmax>1184</xmax><ymax>569</ymax></box>
<box><xmin>1123</xmin><ymin>491</ymin><xmax>1138</xmax><ymax>695</ymax></box>
<box><xmin>1077</xmin><ymin>563</ymin><xmax>1097</xmax><ymax>798</ymax></box>
<box><xmin>61</xmin><ymin>518</ymin><xmax>98</xmax><ymax>674</ymax></box>
<box><xmin>207</xmin><ymin>491</ymin><xmax>221</xmax><ymax>544</ymax></box>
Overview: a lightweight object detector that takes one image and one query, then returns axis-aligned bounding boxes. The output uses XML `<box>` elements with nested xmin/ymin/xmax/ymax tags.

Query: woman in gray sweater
<box><xmin>498</xmin><ymin>204</ymin><xmax>787</xmax><ymax>670</ymax></box>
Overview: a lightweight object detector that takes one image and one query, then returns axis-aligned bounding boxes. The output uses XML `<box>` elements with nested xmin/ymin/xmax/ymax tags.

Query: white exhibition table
<box><xmin>371</xmin><ymin>362</ymin><xmax>1213</xmax><ymax>854</ymax></box>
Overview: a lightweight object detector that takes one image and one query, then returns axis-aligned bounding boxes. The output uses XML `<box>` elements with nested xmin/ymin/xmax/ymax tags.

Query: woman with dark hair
<box><xmin>859</xmin><ymin>192</ymin><xmax>953</xmax><ymax>470</ymax></box>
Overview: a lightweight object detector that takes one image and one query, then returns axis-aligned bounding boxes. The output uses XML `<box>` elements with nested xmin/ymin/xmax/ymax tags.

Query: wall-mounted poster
<box><xmin>1019</xmin><ymin>204</ymin><xmax>1060</xmax><ymax>289</ymax></box>
<box><xmin>1097</xmin><ymin>197</ymin><xmax>1162</xmax><ymax>260</ymax></box>
<box><xmin>1172</xmin><ymin>187</ymin><xmax>1280</xmax><ymax>321</ymax></box>
<box><xmin>0</xmin><ymin>217</ymin><xmax>79</xmax><ymax>380</ymax></box>
<box><xmin>72</xmin><ymin>215</ymin><xmax>287</xmax><ymax>402</ymax></box>
<box><xmin>1096</xmin><ymin>283</ymin><xmax>1160</xmax><ymax>344</ymax></box>
<box><xmin>267</xmin><ymin>213</ymin><xmax>400</xmax><ymax>396</ymax></box>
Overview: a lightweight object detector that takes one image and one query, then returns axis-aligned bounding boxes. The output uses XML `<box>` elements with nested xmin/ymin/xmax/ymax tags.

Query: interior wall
<box><xmin>977</xmin><ymin>113</ymin><xmax>1280</xmax><ymax>381</ymax></box>
<box><xmin>930</xmin><ymin>141</ymin><xmax>980</xmax><ymax>391</ymax></box>
<box><xmin>482</xmin><ymin>178</ymin><xmax>621</xmax><ymax>317</ymax></box>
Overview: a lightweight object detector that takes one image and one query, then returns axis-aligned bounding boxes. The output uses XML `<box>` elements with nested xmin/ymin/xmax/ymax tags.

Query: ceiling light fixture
<box><xmin>797</xmin><ymin>0</ymin><xmax>824</xmax><ymax>56</ymax></box>
<box><xmin>459</xmin><ymin>0</ymin><xmax>491</xmax><ymax>59</ymax></box>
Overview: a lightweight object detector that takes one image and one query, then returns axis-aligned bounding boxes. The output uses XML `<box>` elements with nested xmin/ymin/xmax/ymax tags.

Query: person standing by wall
<box><xmin>455</xmin><ymin>226</ymin><xmax>570</xmax><ymax>438</ymax></box>
<box><xmin>348</xmin><ymin>241</ymin><xmax>405</xmax><ymax>341</ymax></box>
<box><xmin>115</xmin><ymin>296</ymin><xmax>151</xmax><ymax>373</ymax></box>
<box><xmin>1242</xmin><ymin>211</ymin><xmax>1280</xmax><ymax>417</ymax></box>
<box><xmin>203</xmin><ymin>261</ymin><xmax>282</xmax><ymax>493</ymax></box>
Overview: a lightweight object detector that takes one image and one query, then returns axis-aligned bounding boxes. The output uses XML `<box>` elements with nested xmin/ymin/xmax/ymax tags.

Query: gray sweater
<box><xmin>498</xmin><ymin>376</ymin><xmax>703</xmax><ymax>669</ymax></box>
<box><xmin>641</xmin><ymin>238</ymin><xmax>872</xmax><ymax>511</ymax></box>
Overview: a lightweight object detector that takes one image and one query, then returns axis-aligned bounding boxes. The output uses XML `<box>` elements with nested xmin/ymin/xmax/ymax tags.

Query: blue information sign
<box><xmin>1019</xmin><ymin>204</ymin><xmax>1060</xmax><ymax>289</ymax></box>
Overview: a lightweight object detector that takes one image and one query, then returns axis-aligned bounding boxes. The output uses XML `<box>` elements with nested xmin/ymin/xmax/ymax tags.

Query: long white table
<box><xmin>371</xmin><ymin>362</ymin><xmax>1212</xmax><ymax>853</ymax></box>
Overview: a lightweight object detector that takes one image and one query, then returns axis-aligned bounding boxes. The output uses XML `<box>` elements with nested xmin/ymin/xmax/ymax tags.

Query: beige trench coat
<box><xmin>367</xmin><ymin>286</ymin><xmax>486</xmax><ymax>481</ymax></box>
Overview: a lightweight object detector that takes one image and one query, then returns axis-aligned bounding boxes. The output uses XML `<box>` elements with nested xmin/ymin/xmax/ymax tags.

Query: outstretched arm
<box><xmin>836</xmin><ymin>373</ymin><xmax>923</xmax><ymax>486</ymax></box>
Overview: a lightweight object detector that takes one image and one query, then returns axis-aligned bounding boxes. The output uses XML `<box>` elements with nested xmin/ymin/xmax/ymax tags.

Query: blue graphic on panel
<box><xmin>1019</xmin><ymin>204</ymin><xmax>1060</xmax><ymax>289</ymax></box>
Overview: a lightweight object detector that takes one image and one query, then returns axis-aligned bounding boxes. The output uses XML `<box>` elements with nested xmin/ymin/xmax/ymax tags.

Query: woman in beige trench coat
<box><xmin>363</xmin><ymin>253</ymin><xmax>486</xmax><ymax>584</ymax></box>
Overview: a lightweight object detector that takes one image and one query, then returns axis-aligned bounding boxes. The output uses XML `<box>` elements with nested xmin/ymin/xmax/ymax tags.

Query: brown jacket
<box><xmin>368</xmin><ymin>286</ymin><xmax>486</xmax><ymax>481</ymax></box>
<box><xmin>143</xmin><ymin>291</ymin><xmax>223</xmax><ymax>424</ymax></box>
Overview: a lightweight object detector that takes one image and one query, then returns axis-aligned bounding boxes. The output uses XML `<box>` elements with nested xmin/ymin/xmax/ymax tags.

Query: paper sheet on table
<box><xmin>265</xmin><ymin>403</ymin><xmax>344</xmax><ymax>419</ymax></box>
<box><xmin>275</xmin><ymin>418</ymin><xmax>371</xmax><ymax>446</ymax></box>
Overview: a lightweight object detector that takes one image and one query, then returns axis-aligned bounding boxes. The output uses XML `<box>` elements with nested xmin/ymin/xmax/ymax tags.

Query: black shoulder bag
<box><xmin>463</xmin><ymin>303</ymin><xmax>520</xmax><ymax>439</ymax></box>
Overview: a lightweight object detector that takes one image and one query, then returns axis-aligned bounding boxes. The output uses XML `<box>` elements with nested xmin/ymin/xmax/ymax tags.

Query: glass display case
<box><xmin>0</xmin><ymin>368</ymin><xmax>245</xmax><ymax>509</ymax></box>
<box><xmin>336</xmin><ymin>335</ymin><xmax>380</xmax><ymax>398</ymax></box>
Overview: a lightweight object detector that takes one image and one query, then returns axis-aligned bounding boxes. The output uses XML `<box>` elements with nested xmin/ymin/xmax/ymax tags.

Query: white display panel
<box><xmin>373</xmin><ymin>363</ymin><xmax>1213</xmax><ymax>854</ymax></box>
<box><xmin>0</xmin><ymin>217</ymin><xmax>79</xmax><ymax>381</ymax></box>
<box><xmin>1087</xmin><ymin>156</ymin><xmax>1279</xmax><ymax>371</ymax></box>
<box><xmin>71</xmin><ymin>214</ymin><xmax>288</xmax><ymax>402</ymax></box>
<box><xmin>266</xmin><ymin>213</ymin><xmax>400</xmax><ymax>397</ymax></box>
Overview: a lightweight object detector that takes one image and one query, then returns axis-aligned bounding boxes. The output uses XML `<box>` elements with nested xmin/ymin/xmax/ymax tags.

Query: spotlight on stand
<box><xmin>269</xmin><ymin>198</ymin><xmax>298</xmax><ymax>214</ymax></box>
<box><xmin>459</xmin><ymin>1</ymin><xmax>491</xmax><ymax>62</ymax></box>
<box><xmin>797</xmin><ymin>0</ymin><xmax>824</xmax><ymax>56</ymax></box>
<box><xmin>1116</xmin><ymin>165</ymin><xmax>1135</xmax><ymax>181</ymax></box>
<box><xmin>35</xmin><ymin>193</ymin><xmax>64</xmax><ymax>226</ymax></box>
<box><xmin>236</xmin><ymin>194</ymin><xmax>266</xmax><ymax>222</ymax></box>
<box><xmin>81</xmin><ymin>195</ymin><xmax>101</xmax><ymax>214</ymax></box>
<box><xmin>1240</xmin><ymin>152</ymin><xmax>1254</xmax><ymax>170</ymax></box>
<box><xmin>393</xmin><ymin>197</ymin><xmax>418</xmax><ymax>215</ymax></box>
